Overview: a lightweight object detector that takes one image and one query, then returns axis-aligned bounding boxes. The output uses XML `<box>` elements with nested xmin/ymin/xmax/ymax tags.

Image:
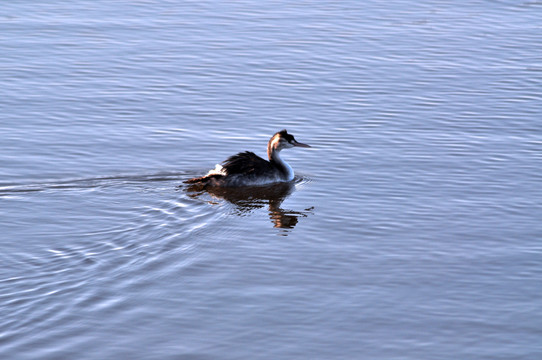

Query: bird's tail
<box><xmin>183</xmin><ymin>174</ymin><xmax>223</xmax><ymax>189</ymax></box>
<box><xmin>184</xmin><ymin>176</ymin><xmax>206</xmax><ymax>184</ymax></box>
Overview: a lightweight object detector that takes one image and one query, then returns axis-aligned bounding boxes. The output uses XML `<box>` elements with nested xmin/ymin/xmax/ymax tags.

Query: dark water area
<box><xmin>1</xmin><ymin>1</ymin><xmax>541</xmax><ymax>359</ymax></box>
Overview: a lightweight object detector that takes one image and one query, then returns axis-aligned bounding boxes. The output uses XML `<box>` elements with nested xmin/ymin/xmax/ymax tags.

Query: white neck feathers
<box><xmin>270</xmin><ymin>150</ymin><xmax>294</xmax><ymax>181</ymax></box>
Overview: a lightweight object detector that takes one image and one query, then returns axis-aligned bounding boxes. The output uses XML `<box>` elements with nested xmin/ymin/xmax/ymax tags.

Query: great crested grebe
<box><xmin>185</xmin><ymin>129</ymin><xmax>310</xmax><ymax>188</ymax></box>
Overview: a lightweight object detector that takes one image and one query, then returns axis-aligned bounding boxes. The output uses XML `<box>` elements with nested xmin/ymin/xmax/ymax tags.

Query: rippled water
<box><xmin>1</xmin><ymin>1</ymin><xmax>541</xmax><ymax>359</ymax></box>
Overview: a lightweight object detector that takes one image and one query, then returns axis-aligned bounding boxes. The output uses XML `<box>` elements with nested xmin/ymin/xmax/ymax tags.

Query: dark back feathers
<box><xmin>222</xmin><ymin>151</ymin><xmax>273</xmax><ymax>176</ymax></box>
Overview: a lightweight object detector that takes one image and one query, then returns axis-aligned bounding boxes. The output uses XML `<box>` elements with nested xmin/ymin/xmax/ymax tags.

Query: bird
<box><xmin>184</xmin><ymin>129</ymin><xmax>310</xmax><ymax>188</ymax></box>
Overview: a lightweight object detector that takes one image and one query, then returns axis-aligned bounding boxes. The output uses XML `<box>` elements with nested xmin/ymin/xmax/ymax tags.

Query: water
<box><xmin>1</xmin><ymin>1</ymin><xmax>541</xmax><ymax>359</ymax></box>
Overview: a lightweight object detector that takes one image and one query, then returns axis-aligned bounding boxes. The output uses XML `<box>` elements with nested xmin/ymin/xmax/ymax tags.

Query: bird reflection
<box><xmin>185</xmin><ymin>181</ymin><xmax>313</xmax><ymax>230</ymax></box>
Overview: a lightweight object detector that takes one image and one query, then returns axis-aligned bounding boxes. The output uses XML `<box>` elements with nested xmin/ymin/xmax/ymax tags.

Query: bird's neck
<box><xmin>269</xmin><ymin>149</ymin><xmax>294</xmax><ymax>181</ymax></box>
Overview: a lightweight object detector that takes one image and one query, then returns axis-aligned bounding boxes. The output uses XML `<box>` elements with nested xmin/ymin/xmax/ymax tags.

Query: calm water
<box><xmin>1</xmin><ymin>1</ymin><xmax>541</xmax><ymax>359</ymax></box>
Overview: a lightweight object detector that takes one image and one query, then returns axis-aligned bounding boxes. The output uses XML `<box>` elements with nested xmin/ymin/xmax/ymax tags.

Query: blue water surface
<box><xmin>1</xmin><ymin>1</ymin><xmax>541</xmax><ymax>359</ymax></box>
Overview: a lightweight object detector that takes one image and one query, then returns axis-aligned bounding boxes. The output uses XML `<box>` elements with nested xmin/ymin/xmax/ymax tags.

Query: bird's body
<box><xmin>185</xmin><ymin>130</ymin><xmax>310</xmax><ymax>188</ymax></box>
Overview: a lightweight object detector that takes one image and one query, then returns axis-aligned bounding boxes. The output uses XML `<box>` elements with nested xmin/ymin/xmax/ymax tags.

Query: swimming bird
<box><xmin>184</xmin><ymin>129</ymin><xmax>310</xmax><ymax>188</ymax></box>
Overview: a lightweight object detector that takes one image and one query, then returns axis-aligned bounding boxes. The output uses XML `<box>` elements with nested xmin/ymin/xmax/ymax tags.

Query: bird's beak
<box><xmin>293</xmin><ymin>140</ymin><xmax>311</xmax><ymax>148</ymax></box>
